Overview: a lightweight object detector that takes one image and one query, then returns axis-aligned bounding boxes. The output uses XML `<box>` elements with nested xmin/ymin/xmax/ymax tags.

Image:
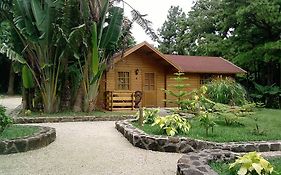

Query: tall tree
<box><xmin>158</xmin><ymin>6</ymin><xmax>188</xmax><ymax>55</ymax></box>
<box><xmin>159</xmin><ymin>0</ymin><xmax>281</xmax><ymax>87</ymax></box>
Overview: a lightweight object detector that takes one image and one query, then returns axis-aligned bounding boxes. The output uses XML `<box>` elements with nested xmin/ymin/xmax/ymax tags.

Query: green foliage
<box><xmin>212</xmin><ymin>102</ymin><xmax>255</xmax><ymax>126</ymax></box>
<box><xmin>0</xmin><ymin>105</ymin><xmax>13</xmax><ymax>133</ymax></box>
<box><xmin>137</xmin><ymin>109</ymin><xmax>281</xmax><ymax>142</ymax></box>
<box><xmin>159</xmin><ymin>0</ymin><xmax>281</xmax><ymax>103</ymax></box>
<box><xmin>211</xmin><ymin>158</ymin><xmax>281</xmax><ymax>175</ymax></box>
<box><xmin>158</xmin><ymin>6</ymin><xmax>188</xmax><ymax>54</ymax></box>
<box><xmin>251</xmin><ymin>83</ymin><xmax>281</xmax><ymax>108</ymax></box>
<box><xmin>198</xmin><ymin>112</ymin><xmax>216</xmax><ymax>136</ymax></box>
<box><xmin>142</xmin><ymin>108</ymin><xmax>160</xmax><ymax>124</ymax></box>
<box><xmin>205</xmin><ymin>78</ymin><xmax>248</xmax><ymax>106</ymax></box>
<box><xmin>163</xmin><ymin>72</ymin><xmax>191</xmax><ymax>109</ymax></box>
<box><xmin>152</xmin><ymin>114</ymin><xmax>191</xmax><ymax>136</ymax></box>
<box><xmin>252</xmin><ymin>117</ymin><xmax>266</xmax><ymax>136</ymax></box>
<box><xmin>22</xmin><ymin>65</ymin><xmax>34</xmax><ymax>89</ymax></box>
<box><xmin>229</xmin><ymin>152</ymin><xmax>274</xmax><ymax>175</ymax></box>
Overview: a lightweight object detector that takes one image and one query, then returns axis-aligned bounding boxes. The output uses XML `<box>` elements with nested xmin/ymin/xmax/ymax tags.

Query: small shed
<box><xmin>97</xmin><ymin>41</ymin><xmax>246</xmax><ymax>110</ymax></box>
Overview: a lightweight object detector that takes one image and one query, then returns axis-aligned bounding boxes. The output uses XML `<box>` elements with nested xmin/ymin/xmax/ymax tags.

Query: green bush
<box><xmin>143</xmin><ymin>108</ymin><xmax>160</xmax><ymax>124</ymax></box>
<box><xmin>251</xmin><ymin>83</ymin><xmax>281</xmax><ymax>109</ymax></box>
<box><xmin>152</xmin><ymin>114</ymin><xmax>191</xmax><ymax>136</ymax></box>
<box><xmin>205</xmin><ymin>78</ymin><xmax>248</xmax><ymax>106</ymax></box>
<box><xmin>199</xmin><ymin>112</ymin><xmax>216</xmax><ymax>136</ymax></box>
<box><xmin>163</xmin><ymin>72</ymin><xmax>191</xmax><ymax>109</ymax></box>
<box><xmin>229</xmin><ymin>152</ymin><xmax>274</xmax><ymax>175</ymax></box>
<box><xmin>0</xmin><ymin>105</ymin><xmax>13</xmax><ymax>133</ymax></box>
<box><xmin>212</xmin><ymin>102</ymin><xmax>255</xmax><ymax>126</ymax></box>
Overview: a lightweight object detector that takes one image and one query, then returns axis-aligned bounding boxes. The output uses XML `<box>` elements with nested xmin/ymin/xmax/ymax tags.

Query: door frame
<box><xmin>142</xmin><ymin>72</ymin><xmax>157</xmax><ymax>107</ymax></box>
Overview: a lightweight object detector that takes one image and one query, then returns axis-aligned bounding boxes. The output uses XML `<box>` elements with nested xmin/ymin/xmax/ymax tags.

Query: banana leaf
<box><xmin>100</xmin><ymin>7</ymin><xmax>123</xmax><ymax>50</ymax></box>
<box><xmin>22</xmin><ymin>65</ymin><xmax>34</xmax><ymax>89</ymax></box>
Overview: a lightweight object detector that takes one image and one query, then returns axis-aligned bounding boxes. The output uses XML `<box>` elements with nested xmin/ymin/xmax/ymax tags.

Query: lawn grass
<box><xmin>133</xmin><ymin>108</ymin><xmax>281</xmax><ymax>142</ymax></box>
<box><xmin>210</xmin><ymin>157</ymin><xmax>281</xmax><ymax>175</ymax></box>
<box><xmin>21</xmin><ymin>110</ymin><xmax>136</xmax><ymax>118</ymax></box>
<box><xmin>0</xmin><ymin>125</ymin><xmax>39</xmax><ymax>140</ymax></box>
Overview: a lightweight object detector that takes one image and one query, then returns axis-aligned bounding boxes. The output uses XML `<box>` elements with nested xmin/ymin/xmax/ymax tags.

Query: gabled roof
<box><xmin>113</xmin><ymin>41</ymin><xmax>246</xmax><ymax>74</ymax></box>
<box><xmin>165</xmin><ymin>55</ymin><xmax>246</xmax><ymax>74</ymax></box>
<box><xmin>113</xmin><ymin>41</ymin><xmax>181</xmax><ymax>70</ymax></box>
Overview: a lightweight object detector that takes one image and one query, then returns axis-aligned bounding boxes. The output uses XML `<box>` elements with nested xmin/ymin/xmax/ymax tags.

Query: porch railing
<box><xmin>105</xmin><ymin>91</ymin><xmax>135</xmax><ymax>111</ymax></box>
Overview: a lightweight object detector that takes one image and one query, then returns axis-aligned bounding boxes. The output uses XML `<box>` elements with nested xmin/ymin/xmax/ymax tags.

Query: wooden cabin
<box><xmin>97</xmin><ymin>41</ymin><xmax>246</xmax><ymax>111</ymax></box>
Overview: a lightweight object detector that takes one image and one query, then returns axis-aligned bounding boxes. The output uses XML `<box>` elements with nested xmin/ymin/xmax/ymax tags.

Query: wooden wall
<box><xmin>103</xmin><ymin>52</ymin><xmax>166</xmax><ymax>107</ymax></box>
<box><xmin>165</xmin><ymin>73</ymin><xmax>201</xmax><ymax>107</ymax></box>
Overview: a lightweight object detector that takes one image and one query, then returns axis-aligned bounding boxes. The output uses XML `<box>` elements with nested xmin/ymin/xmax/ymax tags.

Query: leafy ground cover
<box><xmin>210</xmin><ymin>157</ymin><xmax>281</xmax><ymax>175</ymax></box>
<box><xmin>133</xmin><ymin>109</ymin><xmax>281</xmax><ymax>142</ymax></box>
<box><xmin>21</xmin><ymin>110</ymin><xmax>136</xmax><ymax>118</ymax></box>
<box><xmin>0</xmin><ymin>125</ymin><xmax>39</xmax><ymax>140</ymax></box>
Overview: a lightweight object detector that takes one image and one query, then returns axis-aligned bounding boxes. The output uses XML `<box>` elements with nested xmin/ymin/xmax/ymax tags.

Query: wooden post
<box><xmin>110</xmin><ymin>91</ymin><xmax>113</xmax><ymax>111</ymax></box>
<box><xmin>132</xmin><ymin>92</ymin><xmax>135</xmax><ymax>110</ymax></box>
<box><xmin>138</xmin><ymin>107</ymin><xmax>144</xmax><ymax>126</ymax></box>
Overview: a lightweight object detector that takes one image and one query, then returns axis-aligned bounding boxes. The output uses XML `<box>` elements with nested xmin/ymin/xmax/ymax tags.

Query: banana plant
<box><xmin>71</xmin><ymin>0</ymin><xmax>124</xmax><ymax>112</ymax></box>
<box><xmin>1</xmin><ymin>0</ymin><xmax>157</xmax><ymax>113</ymax></box>
<box><xmin>1</xmin><ymin>0</ymin><xmax>68</xmax><ymax>113</ymax></box>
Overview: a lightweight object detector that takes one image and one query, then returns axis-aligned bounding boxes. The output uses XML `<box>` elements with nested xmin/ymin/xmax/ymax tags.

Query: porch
<box><xmin>105</xmin><ymin>91</ymin><xmax>142</xmax><ymax>111</ymax></box>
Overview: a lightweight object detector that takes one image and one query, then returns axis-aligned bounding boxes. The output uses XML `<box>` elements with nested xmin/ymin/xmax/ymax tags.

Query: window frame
<box><xmin>115</xmin><ymin>70</ymin><xmax>131</xmax><ymax>91</ymax></box>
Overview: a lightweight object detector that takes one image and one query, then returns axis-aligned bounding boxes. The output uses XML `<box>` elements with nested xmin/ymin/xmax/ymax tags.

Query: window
<box><xmin>200</xmin><ymin>74</ymin><xmax>212</xmax><ymax>85</ymax></box>
<box><xmin>117</xmin><ymin>72</ymin><xmax>130</xmax><ymax>90</ymax></box>
<box><xmin>144</xmin><ymin>73</ymin><xmax>155</xmax><ymax>90</ymax></box>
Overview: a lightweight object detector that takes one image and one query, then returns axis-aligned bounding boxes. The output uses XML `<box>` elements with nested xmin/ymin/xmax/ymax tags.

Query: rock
<box><xmin>163</xmin><ymin>145</ymin><xmax>177</xmax><ymax>152</ymax></box>
<box><xmin>183</xmin><ymin>169</ymin><xmax>204</xmax><ymax>175</ymax></box>
<box><xmin>14</xmin><ymin>139</ymin><xmax>27</xmax><ymax>152</ymax></box>
<box><xmin>245</xmin><ymin>144</ymin><xmax>257</xmax><ymax>152</ymax></box>
<box><xmin>270</xmin><ymin>143</ymin><xmax>281</xmax><ymax>151</ymax></box>
<box><xmin>259</xmin><ymin>144</ymin><xmax>270</xmax><ymax>152</ymax></box>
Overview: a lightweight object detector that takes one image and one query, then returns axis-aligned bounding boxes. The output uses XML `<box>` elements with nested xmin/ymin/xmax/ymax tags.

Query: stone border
<box><xmin>177</xmin><ymin>149</ymin><xmax>281</xmax><ymax>175</ymax></box>
<box><xmin>177</xmin><ymin>149</ymin><xmax>238</xmax><ymax>175</ymax></box>
<box><xmin>13</xmin><ymin>115</ymin><xmax>135</xmax><ymax>124</ymax></box>
<box><xmin>115</xmin><ymin>120</ymin><xmax>281</xmax><ymax>153</ymax></box>
<box><xmin>0</xmin><ymin>126</ymin><xmax>56</xmax><ymax>154</ymax></box>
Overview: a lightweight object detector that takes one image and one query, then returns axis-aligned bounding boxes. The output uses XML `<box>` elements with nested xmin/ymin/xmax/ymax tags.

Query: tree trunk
<box><xmin>60</xmin><ymin>80</ymin><xmax>71</xmax><ymax>111</ymax></box>
<box><xmin>7</xmin><ymin>64</ymin><xmax>15</xmax><ymax>95</ymax></box>
<box><xmin>73</xmin><ymin>82</ymin><xmax>84</xmax><ymax>112</ymax></box>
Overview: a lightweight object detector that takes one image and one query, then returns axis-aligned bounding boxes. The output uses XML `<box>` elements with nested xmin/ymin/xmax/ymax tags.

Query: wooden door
<box><xmin>143</xmin><ymin>72</ymin><xmax>157</xmax><ymax>107</ymax></box>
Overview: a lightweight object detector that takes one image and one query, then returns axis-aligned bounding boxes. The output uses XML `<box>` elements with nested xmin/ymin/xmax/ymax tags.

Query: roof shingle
<box><xmin>165</xmin><ymin>55</ymin><xmax>246</xmax><ymax>74</ymax></box>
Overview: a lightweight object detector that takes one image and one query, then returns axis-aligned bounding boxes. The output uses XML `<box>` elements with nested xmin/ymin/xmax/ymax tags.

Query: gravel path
<box><xmin>0</xmin><ymin>121</ymin><xmax>182</xmax><ymax>175</ymax></box>
<box><xmin>0</xmin><ymin>96</ymin><xmax>22</xmax><ymax>114</ymax></box>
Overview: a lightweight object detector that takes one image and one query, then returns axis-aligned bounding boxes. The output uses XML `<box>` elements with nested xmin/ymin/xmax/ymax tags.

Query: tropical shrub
<box><xmin>205</xmin><ymin>78</ymin><xmax>248</xmax><ymax>106</ymax></box>
<box><xmin>163</xmin><ymin>72</ymin><xmax>192</xmax><ymax>109</ymax></box>
<box><xmin>229</xmin><ymin>152</ymin><xmax>274</xmax><ymax>175</ymax></box>
<box><xmin>251</xmin><ymin>83</ymin><xmax>281</xmax><ymax>109</ymax></box>
<box><xmin>198</xmin><ymin>111</ymin><xmax>216</xmax><ymax>136</ymax></box>
<box><xmin>180</xmin><ymin>85</ymin><xmax>213</xmax><ymax>114</ymax></box>
<box><xmin>212</xmin><ymin>103</ymin><xmax>254</xmax><ymax>126</ymax></box>
<box><xmin>139</xmin><ymin>108</ymin><xmax>160</xmax><ymax>124</ymax></box>
<box><xmin>0</xmin><ymin>105</ymin><xmax>13</xmax><ymax>133</ymax></box>
<box><xmin>152</xmin><ymin>114</ymin><xmax>191</xmax><ymax>136</ymax></box>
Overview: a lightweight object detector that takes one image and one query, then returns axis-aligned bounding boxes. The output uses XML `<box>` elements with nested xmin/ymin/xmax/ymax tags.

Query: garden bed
<box><xmin>0</xmin><ymin>125</ymin><xmax>39</xmax><ymax>140</ymax></box>
<box><xmin>133</xmin><ymin>109</ymin><xmax>281</xmax><ymax>142</ymax></box>
<box><xmin>116</xmin><ymin>119</ymin><xmax>281</xmax><ymax>153</ymax></box>
<box><xmin>0</xmin><ymin>125</ymin><xmax>56</xmax><ymax>154</ymax></box>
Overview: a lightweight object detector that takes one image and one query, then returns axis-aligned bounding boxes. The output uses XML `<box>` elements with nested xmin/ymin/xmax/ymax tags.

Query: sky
<box><xmin>123</xmin><ymin>0</ymin><xmax>195</xmax><ymax>45</ymax></box>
